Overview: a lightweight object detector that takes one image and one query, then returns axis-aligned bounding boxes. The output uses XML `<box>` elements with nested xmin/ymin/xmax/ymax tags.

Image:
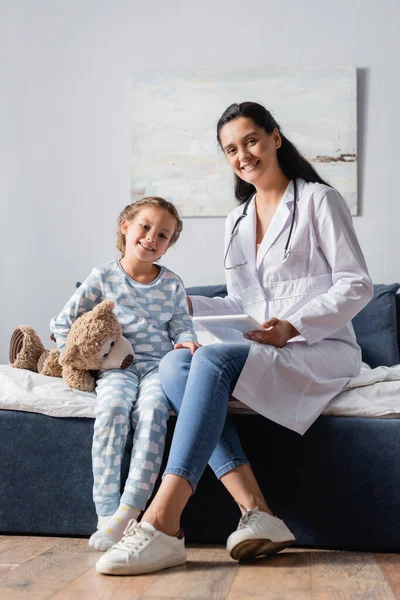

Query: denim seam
<box><xmin>162</xmin><ymin>467</ymin><xmax>197</xmax><ymax>492</ymax></box>
<box><xmin>214</xmin><ymin>459</ymin><xmax>251</xmax><ymax>480</ymax></box>
<box><xmin>188</xmin><ymin>355</ymin><xmax>249</xmax><ymax>489</ymax></box>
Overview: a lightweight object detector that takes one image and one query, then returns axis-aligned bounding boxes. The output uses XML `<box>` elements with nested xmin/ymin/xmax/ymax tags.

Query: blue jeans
<box><xmin>158</xmin><ymin>344</ymin><xmax>251</xmax><ymax>491</ymax></box>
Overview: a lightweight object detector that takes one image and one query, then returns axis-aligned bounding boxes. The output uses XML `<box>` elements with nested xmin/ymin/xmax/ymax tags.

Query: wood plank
<box><xmin>309</xmin><ymin>550</ymin><xmax>396</xmax><ymax>599</ymax></box>
<box><xmin>0</xmin><ymin>536</ymin><xmax>64</xmax><ymax>576</ymax></box>
<box><xmin>51</xmin><ymin>567</ymin><xmax>158</xmax><ymax>600</ymax></box>
<box><xmin>139</xmin><ymin>545</ymin><xmax>239</xmax><ymax>599</ymax></box>
<box><xmin>0</xmin><ymin>538</ymin><xmax>98</xmax><ymax>600</ymax></box>
<box><xmin>0</xmin><ymin>536</ymin><xmax>58</xmax><ymax>556</ymax></box>
<box><xmin>1</xmin><ymin>537</ymin><xmax>398</xmax><ymax>600</ymax></box>
<box><xmin>227</xmin><ymin>548</ymin><xmax>311</xmax><ymax>600</ymax></box>
<box><xmin>376</xmin><ymin>554</ymin><xmax>400</xmax><ymax>599</ymax></box>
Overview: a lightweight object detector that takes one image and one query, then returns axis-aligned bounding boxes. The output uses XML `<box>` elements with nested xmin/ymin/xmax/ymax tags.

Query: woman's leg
<box><xmin>159</xmin><ymin>346</ymin><xmax>250</xmax><ymax>485</ymax></box>
<box><xmin>141</xmin><ymin>345</ymin><xmax>295</xmax><ymax>562</ymax></box>
<box><xmin>157</xmin><ymin>347</ymin><xmax>272</xmax><ymax>516</ymax></box>
<box><xmin>142</xmin><ymin>344</ymin><xmax>263</xmax><ymax>533</ymax></box>
<box><xmin>220</xmin><ymin>465</ymin><xmax>272</xmax><ymax>515</ymax></box>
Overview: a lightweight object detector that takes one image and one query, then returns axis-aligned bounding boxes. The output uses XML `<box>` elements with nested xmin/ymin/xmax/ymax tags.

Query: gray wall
<box><xmin>0</xmin><ymin>0</ymin><xmax>399</xmax><ymax>362</ymax></box>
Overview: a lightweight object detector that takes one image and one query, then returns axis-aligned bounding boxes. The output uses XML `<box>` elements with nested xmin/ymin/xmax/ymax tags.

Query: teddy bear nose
<box><xmin>121</xmin><ymin>354</ymin><xmax>133</xmax><ymax>369</ymax></box>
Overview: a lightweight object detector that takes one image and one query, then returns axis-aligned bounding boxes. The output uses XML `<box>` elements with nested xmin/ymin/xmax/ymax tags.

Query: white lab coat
<box><xmin>191</xmin><ymin>179</ymin><xmax>373</xmax><ymax>434</ymax></box>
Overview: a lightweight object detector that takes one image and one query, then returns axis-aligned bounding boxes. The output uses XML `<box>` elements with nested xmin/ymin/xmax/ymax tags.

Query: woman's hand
<box><xmin>174</xmin><ymin>341</ymin><xmax>201</xmax><ymax>355</ymax></box>
<box><xmin>243</xmin><ymin>318</ymin><xmax>299</xmax><ymax>348</ymax></box>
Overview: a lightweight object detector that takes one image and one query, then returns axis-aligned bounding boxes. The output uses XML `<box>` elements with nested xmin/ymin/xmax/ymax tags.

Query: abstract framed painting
<box><xmin>131</xmin><ymin>66</ymin><xmax>357</xmax><ymax>216</ymax></box>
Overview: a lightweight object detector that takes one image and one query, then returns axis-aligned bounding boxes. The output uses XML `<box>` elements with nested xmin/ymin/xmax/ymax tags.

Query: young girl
<box><xmin>50</xmin><ymin>197</ymin><xmax>199</xmax><ymax>551</ymax></box>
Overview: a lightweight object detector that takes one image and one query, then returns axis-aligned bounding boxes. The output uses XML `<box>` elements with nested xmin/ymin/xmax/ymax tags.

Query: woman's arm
<box><xmin>287</xmin><ymin>187</ymin><xmax>373</xmax><ymax>345</ymax></box>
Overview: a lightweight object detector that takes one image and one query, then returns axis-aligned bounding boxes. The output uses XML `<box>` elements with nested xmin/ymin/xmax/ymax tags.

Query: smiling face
<box><xmin>120</xmin><ymin>205</ymin><xmax>177</xmax><ymax>264</ymax></box>
<box><xmin>219</xmin><ymin>117</ymin><xmax>282</xmax><ymax>187</ymax></box>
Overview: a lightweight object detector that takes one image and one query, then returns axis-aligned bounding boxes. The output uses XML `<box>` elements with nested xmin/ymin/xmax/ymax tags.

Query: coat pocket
<box><xmin>263</xmin><ymin>273</ymin><xmax>333</xmax><ymax>319</ymax></box>
<box><xmin>242</xmin><ymin>285</ymin><xmax>266</xmax><ymax>308</ymax></box>
<box><xmin>262</xmin><ymin>273</ymin><xmax>332</xmax><ymax>300</ymax></box>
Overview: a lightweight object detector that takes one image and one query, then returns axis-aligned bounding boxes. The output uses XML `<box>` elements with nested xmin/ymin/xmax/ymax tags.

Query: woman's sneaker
<box><xmin>96</xmin><ymin>520</ymin><xmax>187</xmax><ymax>575</ymax></box>
<box><xmin>226</xmin><ymin>505</ymin><xmax>295</xmax><ymax>561</ymax></box>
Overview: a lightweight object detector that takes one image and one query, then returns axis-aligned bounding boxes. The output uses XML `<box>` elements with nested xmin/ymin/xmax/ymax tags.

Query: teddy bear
<box><xmin>9</xmin><ymin>300</ymin><xmax>134</xmax><ymax>392</ymax></box>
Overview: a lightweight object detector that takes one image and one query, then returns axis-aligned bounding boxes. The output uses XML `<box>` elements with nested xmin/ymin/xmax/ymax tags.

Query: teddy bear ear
<box><xmin>93</xmin><ymin>300</ymin><xmax>115</xmax><ymax>316</ymax></box>
<box><xmin>59</xmin><ymin>344</ymin><xmax>79</xmax><ymax>366</ymax></box>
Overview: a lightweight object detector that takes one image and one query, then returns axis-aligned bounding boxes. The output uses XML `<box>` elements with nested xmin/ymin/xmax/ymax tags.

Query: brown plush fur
<box><xmin>59</xmin><ymin>300</ymin><xmax>122</xmax><ymax>391</ymax></box>
<box><xmin>38</xmin><ymin>349</ymin><xmax>63</xmax><ymax>378</ymax></box>
<box><xmin>10</xmin><ymin>300</ymin><xmax>123</xmax><ymax>393</ymax></box>
<box><xmin>9</xmin><ymin>326</ymin><xmax>45</xmax><ymax>372</ymax></box>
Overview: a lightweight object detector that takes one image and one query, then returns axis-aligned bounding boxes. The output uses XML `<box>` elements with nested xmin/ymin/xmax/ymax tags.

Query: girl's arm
<box><xmin>50</xmin><ymin>268</ymin><xmax>103</xmax><ymax>352</ymax></box>
<box><xmin>168</xmin><ymin>277</ymin><xmax>198</xmax><ymax>344</ymax></box>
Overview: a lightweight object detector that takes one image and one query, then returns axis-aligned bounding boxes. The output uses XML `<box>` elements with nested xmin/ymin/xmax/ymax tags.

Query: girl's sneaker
<box><xmin>96</xmin><ymin>520</ymin><xmax>187</xmax><ymax>575</ymax></box>
<box><xmin>226</xmin><ymin>505</ymin><xmax>295</xmax><ymax>561</ymax></box>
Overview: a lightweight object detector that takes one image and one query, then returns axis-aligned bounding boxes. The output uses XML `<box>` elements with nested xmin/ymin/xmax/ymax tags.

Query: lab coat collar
<box><xmin>256</xmin><ymin>178</ymin><xmax>305</xmax><ymax>269</ymax></box>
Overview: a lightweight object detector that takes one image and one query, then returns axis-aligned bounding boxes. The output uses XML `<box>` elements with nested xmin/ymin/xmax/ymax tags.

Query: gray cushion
<box><xmin>352</xmin><ymin>283</ymin><xmax>400</xmax><ymax>368</ymax></box>
<box><xmin>186</xmin><ymin>284</ymin><xmax>227</xmax><ymax>298</ymax></box>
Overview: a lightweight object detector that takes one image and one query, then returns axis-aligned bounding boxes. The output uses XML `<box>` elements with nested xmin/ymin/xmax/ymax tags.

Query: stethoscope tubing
<box><xmin>224</xmin><ymin>179</ymin><xmax>298</xmax><ymax>270</ymax></box>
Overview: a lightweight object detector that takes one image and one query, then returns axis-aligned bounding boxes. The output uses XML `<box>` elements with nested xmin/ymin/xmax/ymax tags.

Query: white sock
<box><xmin>88</xmin><ymin>503</ymin><xmax>141</xmax><ymax>551</ymax></box>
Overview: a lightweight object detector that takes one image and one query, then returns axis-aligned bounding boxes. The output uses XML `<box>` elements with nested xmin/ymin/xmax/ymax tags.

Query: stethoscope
<box><xmin>224</xmin><ymin>178</ymin><xmax>298</xmax><ymax>270</ymax></box>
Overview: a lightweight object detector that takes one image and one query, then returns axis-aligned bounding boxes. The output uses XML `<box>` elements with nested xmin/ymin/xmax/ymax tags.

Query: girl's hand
<box><xmin>243</xmin><ymin>318</ymin><xmax>299</xmax><ymax>348</ymax></box>
<box><xmin>174</xmin><ymin>341</ymin><xmax>201</xmax><ymax>355</ymax></box>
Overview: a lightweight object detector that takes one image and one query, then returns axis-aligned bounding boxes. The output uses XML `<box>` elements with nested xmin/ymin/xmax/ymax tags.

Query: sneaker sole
<box><xmin>96</xmin><ymin>553</ymin><xmax>187</xmax><ymax>575</ymax></box>
<box><xmin>229</xmin><ymin>538</ymin><xmax>294</xmax><ymax>561</ymax></box>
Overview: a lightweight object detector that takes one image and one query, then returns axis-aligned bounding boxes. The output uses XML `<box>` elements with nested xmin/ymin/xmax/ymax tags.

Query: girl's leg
<box><xmin>120</xmin><ymin>369</ymin><xmax>170</xmax><ymax>510</ymax></box>
<box><xmin>89</xmin><ymin>368</ymin><xmax>140</xmax><ymax>550</ymax></box>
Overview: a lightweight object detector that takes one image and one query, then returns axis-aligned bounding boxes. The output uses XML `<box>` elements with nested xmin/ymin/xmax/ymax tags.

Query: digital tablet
<box><xmin>193</xmin><ymin>314</ymin><xmax>264</xmax><ymax>335</ymax></box>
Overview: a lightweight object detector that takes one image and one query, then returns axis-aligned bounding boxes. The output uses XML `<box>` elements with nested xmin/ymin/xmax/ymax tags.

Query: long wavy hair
<box><xmin>217</xmin><ymin>102</ymin><xmax>330</xmax><ymax>204</ymax></box>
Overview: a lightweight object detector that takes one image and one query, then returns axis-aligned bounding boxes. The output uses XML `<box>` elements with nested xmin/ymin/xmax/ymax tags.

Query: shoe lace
<box><xmin>237</xmin><ymin>504</ymin><xmax>260</xmax><ymax>530</ymax></box>
<box><xmin>112</xmin><ymin>520</ymin><xmax>153</xmax><ymax>556</ymax></box>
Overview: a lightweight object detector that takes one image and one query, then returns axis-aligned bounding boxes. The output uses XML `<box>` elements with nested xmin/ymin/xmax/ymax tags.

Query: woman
<box><xmin>96</xmin><ymin>101</ymin><xmax>373</xmax><ymax>576</ymax></box>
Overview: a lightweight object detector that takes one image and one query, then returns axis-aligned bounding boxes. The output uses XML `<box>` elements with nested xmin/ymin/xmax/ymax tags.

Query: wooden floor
<box><xmin>0</xmin><ymin>536</ymin><xmax>399</xmax><ymax>599</ymax></box>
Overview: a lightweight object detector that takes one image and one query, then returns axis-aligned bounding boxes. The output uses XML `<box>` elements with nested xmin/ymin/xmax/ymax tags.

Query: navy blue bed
<box><xmin>0</xmin><ymin>409</ymin><xmax>399</xmax><ymax>551</ymax></box>
<box><xmin>1</xmin><ymin>289</ymin><xmax>399</xmax><ymax>551</ymax></box>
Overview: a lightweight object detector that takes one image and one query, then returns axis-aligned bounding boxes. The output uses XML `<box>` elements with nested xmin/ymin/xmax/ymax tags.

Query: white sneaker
<box><xmin>95</xmin><ymin>520</ymin><xmax>187</xmax><ymax>575</ymax></box>
<box><xmin>226</xmin><ymin>505</ymin><xmax>295</xmax><ymax>561</ymax></box>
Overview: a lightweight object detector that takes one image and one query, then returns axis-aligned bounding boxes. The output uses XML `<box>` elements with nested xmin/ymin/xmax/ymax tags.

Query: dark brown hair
<box><xmin>217</xmin><ymin>102</ymin><xmax>330</xmax><ymax>203</ymax></box>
